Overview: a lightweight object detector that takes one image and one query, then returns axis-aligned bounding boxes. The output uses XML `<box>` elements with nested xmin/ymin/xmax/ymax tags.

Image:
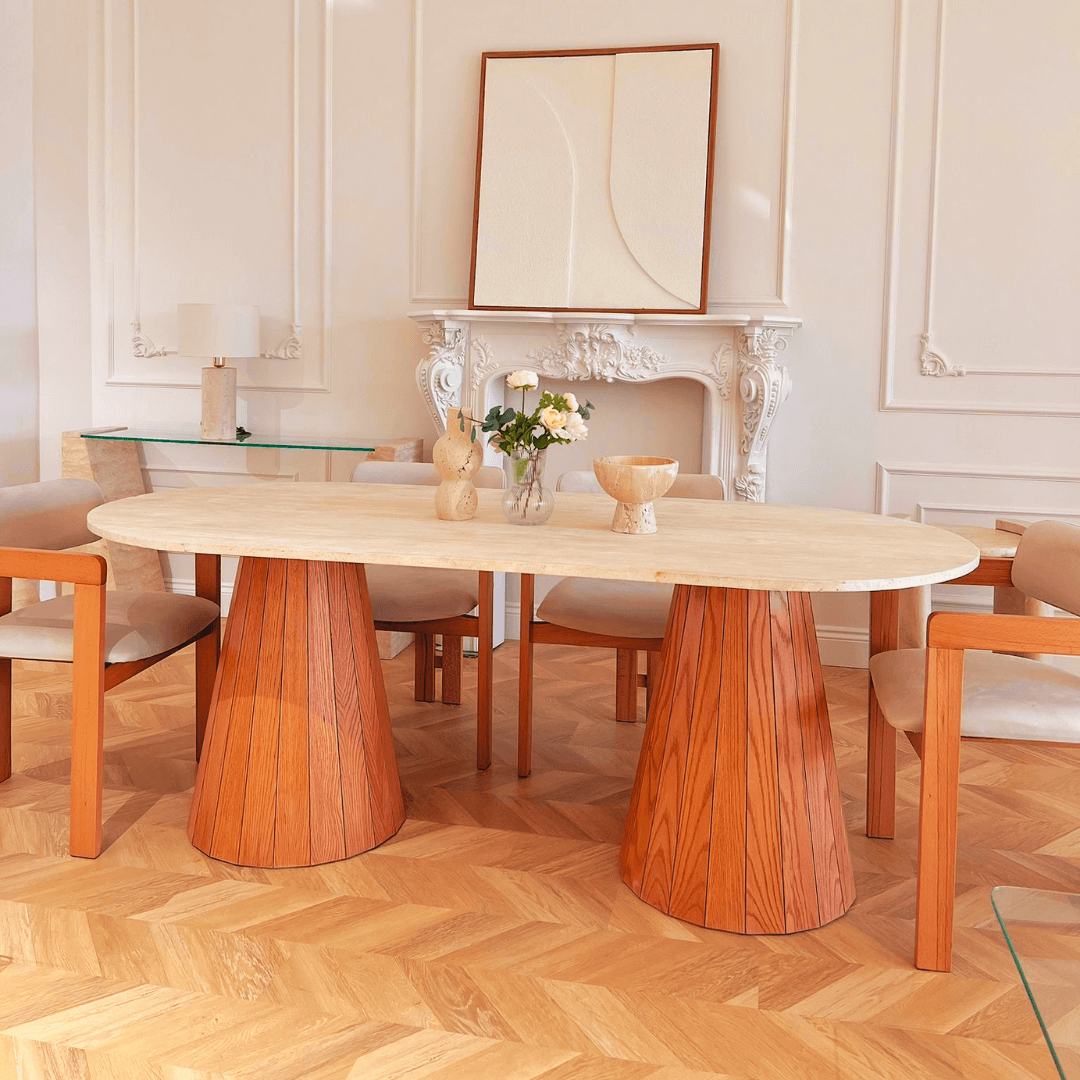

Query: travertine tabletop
<box><xmin>937</xmin><ymin>524</ymin><xmax>1020</xmax><ymax>559</ymax></box>
<box><xmin>88</xmin><ymin>483</ymin><xmax>980</xmax><ymax>593</ymax></box>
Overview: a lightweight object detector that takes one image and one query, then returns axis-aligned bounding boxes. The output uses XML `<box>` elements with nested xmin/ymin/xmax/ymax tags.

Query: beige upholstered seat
<box><xmin>350</xmin><ymin>460</ymin><xmax>504</xmax><ymax>770</ymax></box>
<box><xmin>365</xmin><ymin>565</ymin><xmax>480</xmax><ymax>624</ymax></box>
<box><xmin>537</xmin><ymin>579</ymin><xmax>672</xmax><ymax>640</ymax></box>
<box><xmin>351</xmin><ymin>462</ymin><xmax>505</xmax><ymax>624</ymax></box>
<box><xmin>1</xmin><ymin>477</ymin><xmax>221</xmax><ymax>858</ymax></box>
<box><xmin>872</xmin><ymin>519</ymin><xmax>1080</xmax><ymax>745</ymax></box>
<box><xmin>870</xmin><ymin>648</ymin><xmax>1080</xmax><ymax>743</ymax></box>
<box><xmin>0</xmin><ymin>591</ymin><xmax>219</xmax><ymax>664</ymax></box>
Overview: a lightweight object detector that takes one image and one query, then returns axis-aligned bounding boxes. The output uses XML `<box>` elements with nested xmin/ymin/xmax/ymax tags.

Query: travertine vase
<box><xmin>432</xmin><ymin>410</ymin><xmax>484</xmax><ymax>520</ymax></box>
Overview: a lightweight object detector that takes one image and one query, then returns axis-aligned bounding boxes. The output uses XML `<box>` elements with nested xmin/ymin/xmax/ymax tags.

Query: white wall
<box><xmin>1</xmin><ymin>0</ymin><xmax>38</xmax><ymax>486</ymax></box>
<box><xmin>30</xmin><ymin>0</ymin><xmax>1080</xmax><ymax>660</ymax></box>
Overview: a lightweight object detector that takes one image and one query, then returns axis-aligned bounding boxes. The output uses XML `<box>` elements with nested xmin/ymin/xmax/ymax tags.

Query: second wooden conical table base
<box><xmin>188</xmin><ymin>557</ymin><xmax>405</xmax><ymax>867</ymax></box>
<box><xmin>620</xmin><ymin>585</ymin><xmax>856</xmax><ymax>933</ymax></box>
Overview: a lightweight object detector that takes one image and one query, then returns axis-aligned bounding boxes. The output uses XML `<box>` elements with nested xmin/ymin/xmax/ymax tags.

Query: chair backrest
<box><xmin>556</xmin><ymin>470</ymin><xmax>725</xmax><ymax>501</ymax></box>
<box><xmin>351</xmin><ymin>461</ymin><xmax>505</xmax><ymax>489</ymax></box>
<box><xmin>1011</xmin><ymin>520</ymin><xmax>1080</xmax><ymax>617</ymax></box>
<box><xmin>0</xmin><ymin>479</ymin><xmax>104</xmax><ymax>551</ymax></box>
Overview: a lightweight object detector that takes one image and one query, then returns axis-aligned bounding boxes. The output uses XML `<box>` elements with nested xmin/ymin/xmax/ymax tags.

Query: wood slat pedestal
<box><xmin>620</xmin><ymin>586</ymin><xmax>855</xmax><ymax>933</ymax></box>
<box><xmin>188</xmin><ymin>556</ymin><xmax>405</xmax><ymax>866</ymax></box>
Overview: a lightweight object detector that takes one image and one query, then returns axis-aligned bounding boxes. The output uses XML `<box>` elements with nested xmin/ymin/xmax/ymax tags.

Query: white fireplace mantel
<box><xmin>410</xmin><ymin>309</ymin><xmax>801</xmax><ymax>502</ymax></box>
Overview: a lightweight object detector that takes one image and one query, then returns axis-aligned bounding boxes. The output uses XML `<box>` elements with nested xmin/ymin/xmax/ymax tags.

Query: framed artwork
<box><xmin>468</xmin><ymin>44</ymin><xmax>720</xmax><ymax>314</ymax></box>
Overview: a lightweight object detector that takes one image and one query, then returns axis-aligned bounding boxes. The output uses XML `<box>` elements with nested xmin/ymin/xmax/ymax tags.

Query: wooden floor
<box><xmin>1</xmin><ymin>638</ymin><xmax>1077</xmax><ymax>1079</ymax></box>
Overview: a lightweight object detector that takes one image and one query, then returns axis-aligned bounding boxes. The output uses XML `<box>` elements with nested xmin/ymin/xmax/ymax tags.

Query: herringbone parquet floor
<box><xmin>1</xmin><ymin>637</ymin><xmax>1077</xmax><ymax>1079</ymax></box>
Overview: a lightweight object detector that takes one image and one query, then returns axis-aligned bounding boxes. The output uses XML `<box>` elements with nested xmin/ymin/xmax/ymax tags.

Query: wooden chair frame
<box><xmin>374</xmin><ymin>571</ymin><xmax>495</xmax><ymax>770</ymax></box>
<box><xmin>517</xmin><ymin>573</ymin><xmax>664</xmax><ymax>777</ymax></box>
<box><xmin>0</xmin><ymin>547</ymin><xmax>221</xmax><ymax>858</ymax></box>
<box><xmin>866</xmin><ymin>555</ymin><xmax>1080</xmax><ymax>971</ymax></box>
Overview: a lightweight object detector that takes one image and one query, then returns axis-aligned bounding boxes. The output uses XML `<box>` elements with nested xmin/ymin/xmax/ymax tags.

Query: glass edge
<box><xmin>991</xmin><ymin>888</ymin><xmax>1068</xmax><ymax>1080</ymax></box>
<box><xmin>81</xmin><ymin>434</ymin><xmax>377</xmax><ymax>452</ymax></box>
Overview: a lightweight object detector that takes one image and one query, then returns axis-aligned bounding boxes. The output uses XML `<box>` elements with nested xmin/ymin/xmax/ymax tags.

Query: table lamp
<box><xmin>177</xmin><ymin>303</ymin><xmax>261</xmax><ymax>441</ymax></box>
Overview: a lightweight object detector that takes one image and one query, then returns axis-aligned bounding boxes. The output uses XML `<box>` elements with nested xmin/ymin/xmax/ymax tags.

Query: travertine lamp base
<box><xmin>201</xmin><ymin>365</ymin><xmax>236</xmax><ymax>442</ymax></box>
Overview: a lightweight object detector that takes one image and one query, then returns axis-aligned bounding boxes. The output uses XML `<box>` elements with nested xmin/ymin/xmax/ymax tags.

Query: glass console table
<box><xmin>61</xmin><ymin>426</ymin><xmax>423</xmax><ymax>594</ymax></box>
<box><xmin>992</xmin><ymin>886</ymin><xmax>1080</xmax><ymax>1078</ymax></box>
<box><xmin>80</xmin><ymin>427</ymin><xmax>421</xmax><ymax>456</ymax></box>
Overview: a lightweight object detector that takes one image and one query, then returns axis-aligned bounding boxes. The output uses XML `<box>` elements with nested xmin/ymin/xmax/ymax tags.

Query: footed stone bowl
<box><xmin>592</xmin><ymin>456</ymin><xmax>679</xmax><ymax>534</ymax></box>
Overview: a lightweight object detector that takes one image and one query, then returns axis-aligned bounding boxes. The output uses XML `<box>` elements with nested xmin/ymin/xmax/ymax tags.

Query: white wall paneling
<box><xmin>0</xmin><ymin>0</ymin><xmax>38</xmax><ymax>485</ymax></box>
<box><xmin>409</xmin><ymin>0</ymin><xmax>800</xmax><ymax>311</ymax></box>
<box><xmin>876</xmin><ymin>462</ymin><xmax>1080</xmax><ymax>520</ymax></box>
<box><xmin>100</xmin><ymin>0</ymin><xmax>332</xmax><ymax>393</ymax></box>
<box><xmin>879</xmin><ymin>0</ymin><xmax>1080</xmax><ymax>416</ymax></box>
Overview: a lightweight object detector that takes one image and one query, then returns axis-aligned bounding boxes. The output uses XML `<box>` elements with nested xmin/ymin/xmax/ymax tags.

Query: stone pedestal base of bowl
<box><xmin>593</xmin><ymin>456</ymin><xmax>679</xmax><ymax>535</ymax></box>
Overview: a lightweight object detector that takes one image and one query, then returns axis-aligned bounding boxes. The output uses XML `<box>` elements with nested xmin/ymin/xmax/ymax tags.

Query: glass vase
<box><xmin>503</xmin><ymin>448</ymin><xmax>554</xmax><ymax>525</ymax></box>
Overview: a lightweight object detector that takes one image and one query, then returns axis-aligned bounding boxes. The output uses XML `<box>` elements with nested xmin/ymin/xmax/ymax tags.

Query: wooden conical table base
<box><xmin>188</xmin><ymin>557</ymin><xmax>405</xmax><ymax>867</ymax></box>
<box><xmin>619</xmin><ymin>586</ymin><xmax>855</xmax><ymax>933</ymax></box>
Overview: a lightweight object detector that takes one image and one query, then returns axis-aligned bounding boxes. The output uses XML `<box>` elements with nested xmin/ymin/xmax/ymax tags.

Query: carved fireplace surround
<box><xmin>411</xmin><ymin>310</ymin><xmax>801</xmax><ymax>502</ymax></box>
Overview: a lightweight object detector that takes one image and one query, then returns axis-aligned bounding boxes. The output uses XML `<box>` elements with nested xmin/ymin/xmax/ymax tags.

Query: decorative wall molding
<box><xmin>408</xmin><ymin>0</ymin><xmax>800</xmax><ymax>312</ymax></box>
<box><xmin>879</xmin><ymin>0</ymin><xmax>1080</xmax><ymax>415</ymax></box>
<box><xmin>412</xmin><ymin>310</ymin><xmax>799</xmax><ymax>501</ymax></box>
<box><xmin>875</xmin><ymin>461</ymin><xmax>1080</xmax><ymax>517</ymax></box>
<box><xmin>103</xmin><ymin>0</ymin><xmax>332</xmax><ymax>393</ymax></box>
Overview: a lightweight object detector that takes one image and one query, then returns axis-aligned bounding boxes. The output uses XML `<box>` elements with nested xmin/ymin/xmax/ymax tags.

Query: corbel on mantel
<box><xmin>410</xmin><ymin>310</ymin><xmax>801</xmax><ymax>502</ymax></box>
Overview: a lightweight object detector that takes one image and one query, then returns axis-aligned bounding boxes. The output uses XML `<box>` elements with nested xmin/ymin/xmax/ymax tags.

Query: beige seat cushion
<box><xmin>537</xmin><ymin>578</ymin><xmax>673</xmax><ymax>639</ymax></box>
<box><xmin>869</xmin><ymin>648</ymin><xmax>1080</xmax><ymax>743</ymax></box>
<box><xmin>0</xmin><ymin>591</ymin><xmax>219</xmax><ymax>664</ymax></box>
<box><xmin>366</xmin><ymin>565</ymin><xmax>479</xmax><ymax>623</ymax></box>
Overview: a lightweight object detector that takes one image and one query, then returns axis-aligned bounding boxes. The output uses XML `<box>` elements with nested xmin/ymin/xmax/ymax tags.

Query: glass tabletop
<box><xmin>80</xmin><ymin>428</ymin><xmax>380</xmax><ymax>453</ymax></box>
<box><xmin>992</xmin><ymin>886</ymin><xmax>1080</xmax><ymax>1078</ymax></box>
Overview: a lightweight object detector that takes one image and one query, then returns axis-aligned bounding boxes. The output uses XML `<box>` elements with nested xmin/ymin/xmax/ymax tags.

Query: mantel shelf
<box><xmin>408</xmin><ymin>309</ymin><xmax>802</xmax><ymax>330</ymax></box>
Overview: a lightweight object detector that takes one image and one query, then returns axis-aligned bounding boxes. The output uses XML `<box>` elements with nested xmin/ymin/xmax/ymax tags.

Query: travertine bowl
<box><xmin>592</xmin><ymin>456</ymin><xmax>679</xmax><ymax>534</ymax></box>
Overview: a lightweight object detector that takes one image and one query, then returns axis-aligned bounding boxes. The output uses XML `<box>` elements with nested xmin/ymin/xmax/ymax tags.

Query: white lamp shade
<box><xmin>177</xmin><ymin>303</ymin><xmax>261</xmax><ymax>359</ymax></box>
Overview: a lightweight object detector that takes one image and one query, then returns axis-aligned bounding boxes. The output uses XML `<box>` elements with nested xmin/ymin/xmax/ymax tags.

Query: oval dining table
<box><xmin>88</xmin><ymin>483</ymin><xmax>978</xmax><ymax>944</ymax></box>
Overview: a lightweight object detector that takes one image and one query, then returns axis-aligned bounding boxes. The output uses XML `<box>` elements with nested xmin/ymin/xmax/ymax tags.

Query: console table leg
<box><xmin>619</xmin><ymin>586</ymin><xmax>855</xmax><ymax>934</ymax></box>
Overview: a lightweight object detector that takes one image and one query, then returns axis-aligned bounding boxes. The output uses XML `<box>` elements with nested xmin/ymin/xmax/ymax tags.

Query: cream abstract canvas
<box><xmin>469</xmin><ymin>45</ymin><xmax>719</xmax><ymax>313</ymax></box>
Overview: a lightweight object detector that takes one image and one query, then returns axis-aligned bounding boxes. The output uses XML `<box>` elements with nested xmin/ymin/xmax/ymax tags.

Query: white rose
<box><xmin>539</xmin><ymin>406</ymin><xmax>566</xmax><ymax>432</ymax></box>
<box><xmin>563</xmin><ymin>411</ymin><xmax>588</xmax><ymax>441</ymax></box>
<box><xmin>562</xmin><ymin>392</ymin><xmax>578</xmax><ymax>412</ymax></box>
<box><xmin>506</xmin><ymin>369</ymin><xmax>539</xmax><ymax>391</ymax></box>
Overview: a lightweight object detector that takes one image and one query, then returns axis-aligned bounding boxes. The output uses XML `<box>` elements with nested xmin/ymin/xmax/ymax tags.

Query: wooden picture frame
<box><xmin>468</xmin><ymin>44</ymin><xmax>720</xmax><ymax>315</ymax></box>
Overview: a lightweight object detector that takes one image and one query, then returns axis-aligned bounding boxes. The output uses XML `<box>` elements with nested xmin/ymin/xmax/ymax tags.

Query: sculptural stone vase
<box><xmin>432</xmin><ymin>410</ymin><xmax>484</xmax><ymax>520</ymax></box>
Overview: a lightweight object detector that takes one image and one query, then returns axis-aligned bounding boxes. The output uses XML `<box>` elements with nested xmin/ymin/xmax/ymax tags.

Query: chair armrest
<box><xmin>947</xmin><ymin>557</ymin><xmax>1014</xmax><ymax>587</ymax></box>
<box><xmin>927</xmin><ymin>611</ymin><xmax>1080</xmax><ymax>655</ymax></box>
<box><xmin>0</xmin><ymin>547</ymin><xmax>108</xmax><ymax>587</ymax></box>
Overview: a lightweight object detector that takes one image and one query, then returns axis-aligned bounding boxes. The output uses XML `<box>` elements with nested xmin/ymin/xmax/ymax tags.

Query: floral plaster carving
<box><xmin>526</xmin><ymin>324</ymin><xmax>669</xmax><ymax>382</ymax></box>
<box><xmin>415</xmin><ymin>321</ymin><xmax>466</xmax><ymax>431</ymax></box>
<box><xmin>919</xmin><ymin>333</ymin><xmax>965</xmax><ymax>377</ymax></box>
<box><xmin>262</xmin><ymin>325</ymin><xmax>303</xmax><ymax>360</ymax></box>
<box><xmin>131</xmin><ymin>321</ymin><xmax>169</xmax><ymax>359</ymax></box>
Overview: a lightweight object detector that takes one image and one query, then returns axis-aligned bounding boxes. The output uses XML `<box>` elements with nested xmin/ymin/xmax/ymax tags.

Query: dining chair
<box><xmin>517</xmin><ymin>470</ymin><xmax>725</xmax><ymax>776</ymax></box>
<box><xmin>866</xmin><ymin>519</ymin><xmax>1080</xmax><ymax>971</ymax></box>
<box><xmin>0</xmin><ymin>478</ymin><xmax>221</xmax><ymax>858</ymax></box>
<box><xmin>351</xmin><ymin>461</ymin><xmax>503</xmax><ymax>770</ymax></box>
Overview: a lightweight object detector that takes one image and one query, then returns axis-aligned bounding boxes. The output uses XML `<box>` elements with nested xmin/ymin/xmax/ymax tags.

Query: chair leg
<box><xmin>194</xmin><ymin>553</ymin><xmax>221</xmax><ymax>761</ymax></box>
<box><xmin>645</xmin><ymin>649</ymin><xmax>662</xmax><ymax>719</ymax></box>
<box><xmin>70</xmin><ymin>582</ymin><xmax>106</xmax><ymax>858</ymax></box>
<box><xmin>518</xmin><ymin>574</ymin><xmax>535</xmax><ymax>778</ymax></box>
<box><xmin>615</xmin><ymin>649</ymin><xmax>638</xmax><ymax>722</ymax></box>
<box><xmin>914</xmin><ymin>645</ymin><xmax>964</xmax><ymax>972</ymax></box>
<box><xmin>414</xmin><ymin>634</ymin><xmax>436</xmax><ymax>702</ymax></box>
<box><xmin>476</xmin><ymin>573</ymin><xmax>494</xmax><ymax>771</ymax></box>
<box><xmin>442</xmin><ymin>634</ymin><xmax>463</xmax><ymax>705</ymax></box>
<box><xmin>0</xmin><ymin>657</ymin><xmax>10</xmax><ymax>784</ymax></box>
<box><xmin>867</xmin><ymin>590</ymin><xmax>900</xmax><ymax>839</ymax></box>
<box><xmin>0</xmin><ymin>578</ymin><xmax>10</xmax><ymax>782</ymax></box>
